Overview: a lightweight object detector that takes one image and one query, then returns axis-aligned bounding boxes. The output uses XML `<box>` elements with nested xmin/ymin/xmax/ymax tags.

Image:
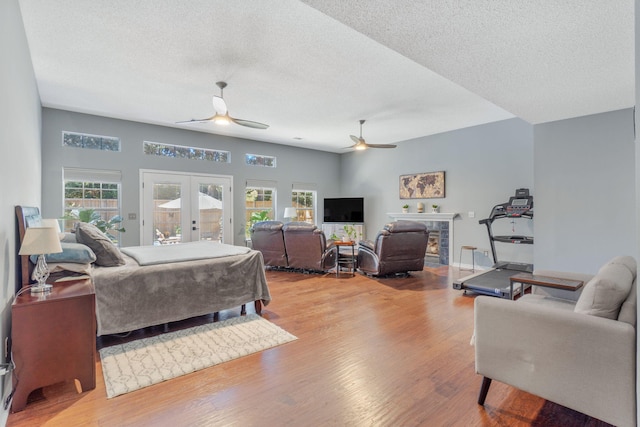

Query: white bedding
<box><xmin>121</xmin><ymin>240</ymin><xmax>250</xmax><ymax>266</ymax></box>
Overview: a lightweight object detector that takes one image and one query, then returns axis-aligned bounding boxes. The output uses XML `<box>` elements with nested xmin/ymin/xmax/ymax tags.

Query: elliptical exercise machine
<box><xmin>453</xmin><ymin>188</ymin><xmax>533</xmax><ymax>299</ymax></box>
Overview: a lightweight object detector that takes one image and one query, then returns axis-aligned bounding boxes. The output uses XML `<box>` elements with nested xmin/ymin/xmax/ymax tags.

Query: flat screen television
<box><xmin>323</xmin><ymin>197</ymin><xmax>364</xmax><ymax>223</ymax></box>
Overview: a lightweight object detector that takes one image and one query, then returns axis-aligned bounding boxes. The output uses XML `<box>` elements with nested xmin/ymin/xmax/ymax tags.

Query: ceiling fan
<box><xmin>347</xmin><ymin>119</ymin><xmax>396</xmax><ymax>150</ymax></box>
<box><xmin>176</xmin><ymin>81</ymin><xmax>269</xmax><ymax>129</ymax></box>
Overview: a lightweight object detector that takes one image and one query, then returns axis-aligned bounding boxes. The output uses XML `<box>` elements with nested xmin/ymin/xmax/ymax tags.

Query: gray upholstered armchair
<box><xmin>357</xmin><ymin>221</ymin><xmax>428</xmax><ymax>277</ymax></box>
<box><xmin>474</xmin><ymin>255</ymin><xmax>637</xmax><ymax>427</ymax></box>
<box><xmin>282</xmin><ymin>222</ymin><xmax>337</xmax><ymax>272</ymax></box>
<box><xmin>249</xmin><ymin>221</ymin><xmax>288</xmax><ymax>268</ymax></box>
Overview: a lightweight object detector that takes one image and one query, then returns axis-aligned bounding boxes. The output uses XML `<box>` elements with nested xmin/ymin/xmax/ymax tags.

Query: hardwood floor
<box><xmin>7</xmin><ymin>266</ymin><xmax>612</xmax><ymax>426</ymax></box>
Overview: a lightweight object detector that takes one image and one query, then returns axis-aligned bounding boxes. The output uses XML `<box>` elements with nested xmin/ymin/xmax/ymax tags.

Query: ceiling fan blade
<box><xmin>175</xmin><ymin>115</ymin><xmax>215</xmax><ymax>124</ymax></box>
<box><xmin>230</xmin><ymin>117</ymin><xmax>269</xmax><ymax>129</ymax></box>
<box><xmin>212</xmin><ymin>95</ymin><xmax>228</xmax><ymax>115</ymax></box>
<box><xmin>350</xmin><ymin>135</ymin><xmax>363</xmax><ymax>144</ymax></box>
<box><xmin>366</xmin><ymin>143</ymin><xmax>397</xmax><ymax>149</ymax></box>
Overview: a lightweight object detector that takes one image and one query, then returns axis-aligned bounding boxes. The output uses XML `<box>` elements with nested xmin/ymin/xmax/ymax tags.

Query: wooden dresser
<box><xmin>11</xmin><ymin>278</ymin><xmax>96</xmax><ymax>412</ymax></box>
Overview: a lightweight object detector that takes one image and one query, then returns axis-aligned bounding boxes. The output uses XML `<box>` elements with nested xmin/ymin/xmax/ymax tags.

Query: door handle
<box><xmin>192</xmin><ymin>226</ymin><xmax>199</xmax><ymax>231</ymax></box>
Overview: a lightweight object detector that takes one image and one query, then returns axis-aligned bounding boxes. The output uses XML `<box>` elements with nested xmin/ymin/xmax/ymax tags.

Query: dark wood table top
<box><xmin>509</xmin><ymin>272</ymin><xmax>584</xmax><ymax>291</ymax></box>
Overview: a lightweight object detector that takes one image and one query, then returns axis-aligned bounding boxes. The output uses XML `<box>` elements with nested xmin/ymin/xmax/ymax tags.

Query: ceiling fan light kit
<box><xmin>176</xmin><ymin>81</ymin><xmax>269</xmax><ymax>130</ymax></box>
<box><xmin>212</xmin><ymin>114</ymin><xmax>231</xmax><ymax>125</ymax></box>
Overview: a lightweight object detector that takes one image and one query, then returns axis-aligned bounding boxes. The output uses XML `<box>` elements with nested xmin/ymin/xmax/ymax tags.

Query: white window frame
<box><xmin>62</xmin><ymin>167</ymin><xmax>123</xmax><ymax>242</ymax></box>
<box><xmin>291</xmin><ymin>182</ymin><xmax>317</xmax><ymax>225</ymax></box>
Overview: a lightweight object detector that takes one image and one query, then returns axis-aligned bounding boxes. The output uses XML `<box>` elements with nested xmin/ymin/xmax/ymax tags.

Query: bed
<box><xmin>16</xmin><ymin>206</ymin><xmax>271</xmax><ymax>336</ymax></box>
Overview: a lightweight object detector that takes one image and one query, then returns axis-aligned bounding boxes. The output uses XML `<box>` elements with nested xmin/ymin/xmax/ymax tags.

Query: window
<box><xmin>245</xmin><ymin>153</ymin><xmax>276</xmax><ymax>168</ymax></box>
<box><xmin>245</xmin><ymin>180</ymin><xmax>277</xmax><ymax>238</ymax></box>
<box><xmin>291</xmin><ymin>188</ymin><xmax>317</xmax><ymax>224</ymax></box>
<box><xmin>63</xmin><ymin>168</ymin><xmax>123</xmax><ymax>243</ymax></box>
<box><xmin>62</xmin><ymin>131</ymin><xmax>120</xmax><ymax>151</ymax></box>
<box><xmin>144</xmin><ymin>141</ymin><xmax>230</xmax><ymax>163</ymax></box>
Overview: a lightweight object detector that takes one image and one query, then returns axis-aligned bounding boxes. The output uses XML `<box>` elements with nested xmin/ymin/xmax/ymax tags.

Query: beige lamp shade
<box><xmin>19</xmin><ymin>227</ymin><xmax>63</xmax><ymax>255</ymax></box>
<box><xmin>41</xmin><ymin>218</ymin><xmax>65</xmax><ymax>239</ymax></box>
<box><xmin>41</xmin><ymin>218</ymin><xmax>61</xmax><ymax>233</ymax></box>
<box><xmin>283</xmin><ymin>207</ymin><xmax>297</xmax><ymax>219</ymax></box>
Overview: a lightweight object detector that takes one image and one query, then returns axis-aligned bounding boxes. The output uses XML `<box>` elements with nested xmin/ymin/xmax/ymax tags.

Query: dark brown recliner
<box><xmin>357</xmin><ymin>221</ymin><xmax>428</xmax><ymax>277</ymax></box>
<box><xmin>250</xmin><ymin>221</ymin><xmax>288</xmax><ymax>268</ymax></box>
<box><xmin>282</xmin><ymin>222</ymin><xmax>337</xmax><ymax>272</ymax></box>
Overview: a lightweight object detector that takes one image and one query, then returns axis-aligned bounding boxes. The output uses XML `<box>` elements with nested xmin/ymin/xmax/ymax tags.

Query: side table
<box><xmin>11</xmin><ymin>278</ymin><xmax>96</xmax><ymax>412</ymax></box>
<box><xmin>334</xmin><ymin>241</ymin><xmax>356</xmax><ymax>277</ymax></box>
<box><xmin>509</xmin><ymin>272</ymin><xmax>584</xmax><ymax>300</ymax></box>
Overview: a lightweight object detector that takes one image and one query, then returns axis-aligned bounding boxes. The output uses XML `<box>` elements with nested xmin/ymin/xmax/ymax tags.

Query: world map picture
<box><xmin>399</xmin><ymin>171</ymin><xmax>445</xmax><ymax>199</ymax></box>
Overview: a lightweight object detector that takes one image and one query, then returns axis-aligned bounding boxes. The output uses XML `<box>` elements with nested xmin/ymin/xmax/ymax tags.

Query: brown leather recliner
<box><xmin>250</xmin><ymin>221</ymin><xmax>288</xmax><ymax>268</ymax></box>
<box><xmin>357</xmin><ymin>221</ymin><xmax>429</xmax><ymax>277</ymax></box>
<box><xmin>282</xmin><ymin>222</ymin><xmax>337</xmax><ymax>272</ymax></box>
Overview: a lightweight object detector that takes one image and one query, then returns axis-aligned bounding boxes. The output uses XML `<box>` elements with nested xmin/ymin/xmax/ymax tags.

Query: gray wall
<box><xmin>340</xmin><ymin>118</ymin><xmax>534</xmax><ymax>268</ymax></box>
<box><xmin>533</xmin><ymin>109</ymin><xmax>636</xmax><ymax>273</ymax></box>
<box><xmin>0</xmin><ymin>0</ymin><xmax>42</xmax><ymax>423</ymax></box>
<box><xmin>635</xmin><ymin>0</ymin><xmax>640</xmax><ymax>421</ymax></box>
<box><xmin>40</xmin><ymin>109</ymin><xmax>341</xmax><ymax>247</ymax></box>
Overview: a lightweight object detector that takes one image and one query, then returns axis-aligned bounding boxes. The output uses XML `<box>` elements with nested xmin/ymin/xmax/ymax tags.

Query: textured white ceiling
<box><xmin>18</xmin><ymin>0</ymin><xmax>634</xmax><ymax>153</ymax></box>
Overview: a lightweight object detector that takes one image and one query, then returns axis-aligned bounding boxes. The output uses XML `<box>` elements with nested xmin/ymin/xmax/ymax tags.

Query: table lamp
<box><xmin>18</xmin><ymin>226</ymin><xmax>63</xmax><ymax>294</ymax></box>
<box><xmin>284</xmin><ymin>207</ymin><xmax>297</xmax><ymax>222</ymax></box>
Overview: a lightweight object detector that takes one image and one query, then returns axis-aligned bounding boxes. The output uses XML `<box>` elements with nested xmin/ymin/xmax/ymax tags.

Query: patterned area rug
<box><xmin>99</xmin><ymin>314</ymin><xmax>297</xmax><ymax>398</ymax></box>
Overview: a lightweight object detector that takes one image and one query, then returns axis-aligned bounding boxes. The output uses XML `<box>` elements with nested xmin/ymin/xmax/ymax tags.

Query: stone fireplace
<box><xmin>386</xmin><ymin>212</ymin><xmax>457</xmax><ymax>266</ymax></box>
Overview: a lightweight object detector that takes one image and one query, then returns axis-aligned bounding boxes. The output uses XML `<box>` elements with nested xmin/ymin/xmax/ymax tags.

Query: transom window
<box><xmin>144</xmin><ymin>141</ymin><xmax>230</xmax><ymax>163</ymax></box>
<box><xmin>245</xmin><ymin>153</ymin><xmax>276</xmax><ymax>168</ymax></box>
<box><xmin>63</xmin><ymin>131</ymin><xmax>120</xmax><ymax>151</ymax></box>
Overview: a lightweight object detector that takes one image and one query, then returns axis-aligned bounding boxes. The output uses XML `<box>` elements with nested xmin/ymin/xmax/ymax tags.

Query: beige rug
<box><xmin>99</xmin><ymin>314</ymin><xmax>297</xmax><ymax>398</ymax></box>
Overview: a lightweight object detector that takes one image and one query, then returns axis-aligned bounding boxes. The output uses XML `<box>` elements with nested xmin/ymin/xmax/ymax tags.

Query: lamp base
<box><xmin>31</xmin><ymin>283</ymin><xmax>53</xmax><ymax>294</ymax></box>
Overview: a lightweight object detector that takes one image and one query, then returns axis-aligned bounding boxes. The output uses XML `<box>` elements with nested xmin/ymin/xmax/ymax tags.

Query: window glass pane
<box><xmin>245</xmin><ymin>186</ymin><xmax>276</xmax><ymax>238</ymax></box>
<box><xmin>102</xmin><ymin>137</ymin><xmax>120</xmax><ymax>151</ymax></box>
<box><xmin>63</xmin><ymin>133</ymin><xmax>82</xmax><ymax>148</ymax></box>
<box><xmin>291</xmin><ymin>190</ymin><xmax>316</xmax><ymax>224</ymax></box>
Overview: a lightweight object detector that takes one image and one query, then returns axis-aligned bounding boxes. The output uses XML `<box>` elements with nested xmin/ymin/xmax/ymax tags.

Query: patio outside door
<box><xmin>141</xmin><ymin>171</ymin><xmax>233</xmax><ymax>246</ymax></box>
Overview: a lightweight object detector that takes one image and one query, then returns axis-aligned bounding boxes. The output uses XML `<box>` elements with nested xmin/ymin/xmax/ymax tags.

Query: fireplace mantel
<box><xmin>387</xmin><ymin>212</ymin><xmax>459</xmax><ymax>265</ymax></box>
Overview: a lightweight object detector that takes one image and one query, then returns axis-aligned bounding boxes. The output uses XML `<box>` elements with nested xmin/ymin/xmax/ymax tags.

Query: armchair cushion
<box><xmin>359</xmin><ymin>240</ymin><xmax>375</xmax><ymax>252</ymax></box>
<box><xmin>574</xmin><ymin>261</ymin><xmax>634</xmax><ymax>320</ymax></box>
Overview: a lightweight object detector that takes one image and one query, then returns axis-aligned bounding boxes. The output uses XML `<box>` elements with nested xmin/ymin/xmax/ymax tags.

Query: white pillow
<box><xmin>574</xmin><ymin>263</ymin><xmax>633</xmax><ymax>319</ymax></box>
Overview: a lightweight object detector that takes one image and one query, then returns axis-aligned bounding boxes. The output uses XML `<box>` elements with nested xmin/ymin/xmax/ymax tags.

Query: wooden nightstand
<box><xmin>11</xmin><ymin>278</ymin><xmax>96</xmax><ymax>412</ymax></box>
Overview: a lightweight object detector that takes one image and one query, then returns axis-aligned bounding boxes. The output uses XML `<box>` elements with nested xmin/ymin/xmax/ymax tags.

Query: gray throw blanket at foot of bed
<box><xmin>91</xmin><ymin>247</ymin><xmax>270</xmax><ymax>335</ymax></box>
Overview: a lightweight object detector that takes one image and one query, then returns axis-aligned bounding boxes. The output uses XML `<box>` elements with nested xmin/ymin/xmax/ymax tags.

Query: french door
<box><xmin>141</xmin><ymin>170</ymin><xmax>233</xmax><ymax>246</ymax></box>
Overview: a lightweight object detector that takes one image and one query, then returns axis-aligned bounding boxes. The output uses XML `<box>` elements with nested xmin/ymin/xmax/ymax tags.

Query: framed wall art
<box><xmin>399</xmin><ymin>171</ymin><xmax>445</xmax><ymax>199</ymax></box>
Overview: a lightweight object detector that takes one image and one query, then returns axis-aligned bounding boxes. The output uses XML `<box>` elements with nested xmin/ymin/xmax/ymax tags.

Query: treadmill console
<box><xmin>506</xmin><ymin>197</ymin><xmax>532</xmax><ymax>217</ymax></box>
<box><xmin>485</xmin><ymin>188</ymin><xmax>533</xmax><ymax>220</ymax></box>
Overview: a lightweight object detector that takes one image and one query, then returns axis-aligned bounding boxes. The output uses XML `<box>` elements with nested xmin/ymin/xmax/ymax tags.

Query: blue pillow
<box><xmin>60</xmin><ymin>232</ymin><xmax>77</xmax><ymax>243</ymax></box>
<box><xmin>30</xmin><ymin>242</ymin><xmax>97</xmax><ymax>264</ymax></box>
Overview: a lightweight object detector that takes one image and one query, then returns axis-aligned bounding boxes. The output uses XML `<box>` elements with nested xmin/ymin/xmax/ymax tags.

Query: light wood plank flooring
<box><xmin>8</xmin><ymin>266</ymin><xmax>611</xmax><ymax>426</ymax></box>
